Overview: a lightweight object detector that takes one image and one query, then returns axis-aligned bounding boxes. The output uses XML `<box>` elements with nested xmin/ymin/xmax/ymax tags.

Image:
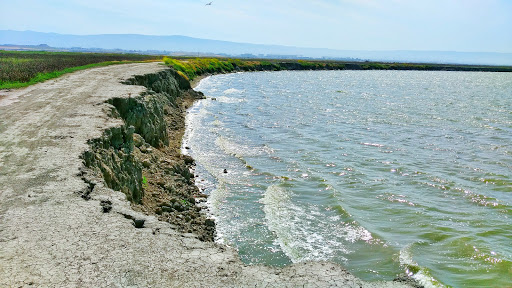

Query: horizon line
<box><xmin>2</xmin><ymin>29</ymin><xmax>511</xmax><ymax>55</ymax></box>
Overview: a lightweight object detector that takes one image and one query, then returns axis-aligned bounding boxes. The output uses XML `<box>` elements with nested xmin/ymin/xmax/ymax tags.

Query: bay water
<box><xmin>183</xmin><ymin>70</ymin><xmax>512</xmax><ymax>287</ymax></box>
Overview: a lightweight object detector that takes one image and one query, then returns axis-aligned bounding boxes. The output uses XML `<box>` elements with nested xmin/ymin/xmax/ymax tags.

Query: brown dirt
<box><xmin>131</xmin><ymin>92</ymin><xmax>215</xmax><ymax>241</ymax></box>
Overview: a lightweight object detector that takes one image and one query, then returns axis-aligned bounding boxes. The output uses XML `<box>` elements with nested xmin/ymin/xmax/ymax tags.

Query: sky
<box><xmin>1</xmin><ymin>0</ymin><xmax>511</xmax><ymax>53</ymax></box>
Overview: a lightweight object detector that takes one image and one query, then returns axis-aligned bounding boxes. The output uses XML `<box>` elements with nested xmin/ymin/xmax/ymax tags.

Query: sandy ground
<box><xmin>0</xmin><ymin>63</ymin><xmax>417</xmax><ymax>287</ymax></box>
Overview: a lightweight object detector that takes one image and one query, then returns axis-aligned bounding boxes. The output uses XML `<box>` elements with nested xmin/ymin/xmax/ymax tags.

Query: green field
<box><xmin>0</xmin><ymin>51</ymin><xmax>162</xmax><ymax>89</ymax></box>
<box><xmin>2</xmin><ymin>51</ymin><xmax>511</xmax><ymax>90</ymax></box>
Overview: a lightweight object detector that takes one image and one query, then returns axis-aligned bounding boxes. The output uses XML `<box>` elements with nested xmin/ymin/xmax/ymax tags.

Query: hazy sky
<box><xmin>1</xmin><ymin>0</ymin><xmax>511</xmax><ymax>53</ymax></box>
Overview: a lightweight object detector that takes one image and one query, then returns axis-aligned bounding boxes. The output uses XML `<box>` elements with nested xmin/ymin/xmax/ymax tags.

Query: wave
<box><xmin>399</xmin><ymin>244</ymin><xmax>444</xmax><ymax>288</ymax></box>
<box><xmin>223</xmin><ymin>88</ymin><xmax>244</xmax><ymax>95</ymax></box>
<box><xmin>190</xmin><ymin>70</ymin><xmax>512</xmax><ymax>285</ymax></box>
<box><xmin>261</xmin><ymin>183</ymin><xmax>377</xmax><ymax>263</ymax></box>
<box><xmin>215</xmin><ymin>135</ymin><xmax>270</xmax><ymax>160</ymax></box>
<box><xmin>216</xmin><ymin>96</ymin><xmax>246</xmax><ymax>103</ymax></box>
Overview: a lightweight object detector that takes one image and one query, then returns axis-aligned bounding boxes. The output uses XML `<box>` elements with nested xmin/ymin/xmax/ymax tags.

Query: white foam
<box><xmin>216</xmin><ymin>96</ymin><xmax>245</xmax><ymax>103</ymax></box>
<box><xmin>223</xmin><ymin>88</ymin><xmax>244</xmax><ymax>94</ymax></box>
<box><xmin>215</xmin><ymin>135</ymin><xmax>268</xmax><ymax>159</ymax></box>
<box><xmin>260</xmin><ymin>184</ymin><xmax>370</xmax><ymax>263</ymax></box>
<box><xmin>362</xmin><ymin>142</ymin><xmax>385</xmax><ymax>147</ymax></box>
<box><xmin>182</xmin><ymin>99</ymin><xmax>210</xmax><ymax>155</ymax></box>
<box><xmin>211</xmin><ymin>119</ymin><xmax>223</xmax><ymax>127</ymax></box>
<box><xmin>193</xmin><ymin>75</ymin><xmax>211</xmax><ymax>91</ymax></box>
<box><xmin>399</xmin><ymin>245</ymin><xmax>444</xmax><ymax>288</ymax></box>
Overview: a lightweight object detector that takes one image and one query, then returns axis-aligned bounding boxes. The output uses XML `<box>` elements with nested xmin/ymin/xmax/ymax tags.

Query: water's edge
<box><xmin>185</xmin><ymin>69</ymin><xmax>512</xmax><ymax>287</ymax></box>
<box><xmin>81</xmin><ymin>66</ymin><xmax>423</xmax><ymax>287</ymax></box>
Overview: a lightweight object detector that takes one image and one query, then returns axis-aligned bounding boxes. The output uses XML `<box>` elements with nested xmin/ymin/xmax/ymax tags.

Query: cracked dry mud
<box><xmin>0</xmin><ymin>63</ymin><xmax>418</xmax><ymax>287</ymax></box>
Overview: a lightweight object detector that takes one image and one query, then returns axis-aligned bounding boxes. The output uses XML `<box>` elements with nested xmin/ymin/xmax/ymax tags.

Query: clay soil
<box><xmin>131</xmin><ymin>91</ymin><xmax>215</xmax><ymax>241</ymax></box>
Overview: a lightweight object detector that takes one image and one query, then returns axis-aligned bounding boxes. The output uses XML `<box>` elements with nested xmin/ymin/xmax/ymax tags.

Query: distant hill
<box><xmin>1</xmin><ymin>30</ymin><xmax>511</xmax><ymax>66</ymax></box>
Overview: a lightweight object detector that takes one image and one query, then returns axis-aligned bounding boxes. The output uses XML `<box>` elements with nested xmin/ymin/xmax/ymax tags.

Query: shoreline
<box><xmin>169</xmin><ymin>69</ymin><xmax>424</xmax><ymax>286</ymax></box>
<box><xmin>190</xmin><ymin>74</ymin><xmax>209</xmax><ymax>89</ymax></box>
<box><xmin>0</xmin><ymin>63</ymin><xmax>421</xmax><ymax>287</ymax></box>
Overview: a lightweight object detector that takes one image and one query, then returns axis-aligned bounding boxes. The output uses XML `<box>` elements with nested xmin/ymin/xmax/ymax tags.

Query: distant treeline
<box><xmin>164</xmin><ymin>57</ymin><xmax>512</xmax><ymax>81</ymax></box>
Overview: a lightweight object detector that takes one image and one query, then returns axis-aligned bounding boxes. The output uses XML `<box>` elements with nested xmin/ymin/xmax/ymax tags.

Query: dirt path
<box><xmin>0</xmin><ymin>63</ymin><xmax>415</xmax><ymax>287</ymax></box>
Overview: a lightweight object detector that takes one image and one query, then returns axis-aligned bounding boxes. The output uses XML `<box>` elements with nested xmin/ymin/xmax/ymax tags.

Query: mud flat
<box><xmin>0</xmin><ymin>62</ymin><xmax>420</xmax><ymax>287</ymax></box>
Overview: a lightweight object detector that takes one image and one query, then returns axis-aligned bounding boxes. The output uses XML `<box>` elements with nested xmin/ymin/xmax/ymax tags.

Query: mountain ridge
<box><xmin>1</xmin><ymin>30</ymin><xmax>511</xmax><ymax>66</ymax></box>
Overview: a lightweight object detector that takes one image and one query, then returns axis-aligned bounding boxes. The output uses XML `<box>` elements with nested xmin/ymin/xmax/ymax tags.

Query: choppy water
<box><xmin>183</xmin><ymin>70</ymin><xmax>512</xmax><ymax>287</ymax></box>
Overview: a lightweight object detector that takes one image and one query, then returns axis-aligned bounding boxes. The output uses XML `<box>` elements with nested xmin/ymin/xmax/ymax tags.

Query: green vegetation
<box><xmin>181</xmin><ymin>199</ymin><xmax>192</xmax><ymax>208</ymax></box>
<box><xmin>360</xmin><ymin>62</ymin><xmax>433</xmax><ymax>70</ymax></box>
<box><xmin>0</xmin><ymin>51</ymin><xmax>161</xmax><ymax>89</ymax></box>
<box><xmin>164</xmin><ymin>57</ymin><xmax>512</xmax><ymax>81</ymax></box>
<box><xmin>142</xmin><ymin>176</ymin><xmax>148</xmax><ymax>189</ymax></box>
<box><xmin>163</xmin><ymin>57</ymin><xmax>347</xmax><ymax>81</ymax></box>
<box><xmin>163</xmin><ymin>57</ymin><xmax>237</xmax><ymax>80</ymax></box>
<box><xmin>2</xmin><ymin>51</ymin><xmax>510</xmax><ymax>89</ymax></box>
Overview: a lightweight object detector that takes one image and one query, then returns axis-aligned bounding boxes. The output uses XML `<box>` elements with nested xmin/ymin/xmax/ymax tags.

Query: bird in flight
<box><xmin>206</xmin><ymin>1</ymin><xmax>213</xmax><ymax>5</ymax></box>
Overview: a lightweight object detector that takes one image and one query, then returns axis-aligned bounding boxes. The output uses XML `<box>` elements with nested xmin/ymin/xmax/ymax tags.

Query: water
<box><xmin>183</xmin><ymin>70</ymin><xmax>512</xmax><ymax>287</ymax></box>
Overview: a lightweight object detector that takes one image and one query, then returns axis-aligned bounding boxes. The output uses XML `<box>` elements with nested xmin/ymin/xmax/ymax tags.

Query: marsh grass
<box><xmin>163</xmin><ymin>57</ymin><xmax>348</xmax><ymax>80</ymax></box>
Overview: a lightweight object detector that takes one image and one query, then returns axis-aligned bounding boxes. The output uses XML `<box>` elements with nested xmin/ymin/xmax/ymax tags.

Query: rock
<box><xmin>133</xmin><ymin>219</ymin><xmax>145</xmax><ymax>228</ymax></box>
<box><xmin>142</xmin><ymin>159</ymin><xmax>151</xmax><ymax>168</ymax></box>
<box><xmin>100</xmin><ymin>200</ymin><xmax>112</xmax><ymax>213</ymax></box>
<box><xmin>161</xmin><ymin>206</ymin><xmax>173</xmax><ymax>213</ymax></box>
<box><xmin>182</xmin><ymin>155</ymin><xmax>194</xmax><ymax>165</ymax></box>
<box><xmin>163</xmin><ymin>166</ymin><xmax>173</xmax><ymax>175</ymax></box>
<box><xmin>205</xmin><ymin>219</ymin><xmax>215</xmax><ymax>227</ymax></box>
<box><xmin>394</xmin><ymin>275</ymin><xmax>425</xmax><ymax>288</ymax></box>
<box><xmin>133</xmin><ymin>133</ymin><xmax>144</xmax><ymax>147</ymax></box>
<box><xmin>140</xmin><ymin>145</ymin><xmax>152</xmax><ymax>153</ymax></box>
<box><xmin>173</xmin><ymin>202</ymin><xmax>185</xmax><ymax>212</ymax></box>
<box><xmin>164</xmin><ymin>184</ymin><xmax>174</xmax><ymax>192</ymax></box>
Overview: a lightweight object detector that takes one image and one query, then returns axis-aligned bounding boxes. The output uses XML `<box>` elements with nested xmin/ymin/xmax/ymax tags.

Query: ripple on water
<box><xmin>186</xmin><ymin>70</ymin><xmax>512</xmax><ymax>286</ymax></box>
